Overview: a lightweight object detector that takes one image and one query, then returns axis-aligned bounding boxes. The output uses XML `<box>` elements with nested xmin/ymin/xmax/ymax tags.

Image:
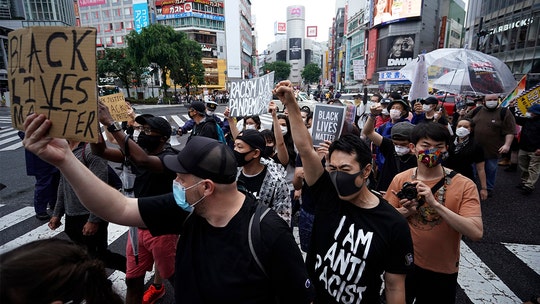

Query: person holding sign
<box><xmin>273</xmin><ymin>80</ymin><xmax>414</xmax><ymax>303</ymax></box>
<box><xmin>21</xmin><ymin>117</ymin><xmax>315</xmax><ymax>303</ymax></box>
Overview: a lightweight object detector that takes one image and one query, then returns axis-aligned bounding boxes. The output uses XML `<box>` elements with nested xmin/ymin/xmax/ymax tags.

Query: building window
<box><xmin>116</xmin><ymin>36</ymin><xmax>124</xmax><ymax>44</ymax></box>
<box><xmin>125</xmin><ymin>21</ymin><xmax>133</xmax><ymax>30</ymax></box>
<box><xmin>124</xmin><ymin>7</ymin><xmax>132</xmax><ymax>16</ymax></box>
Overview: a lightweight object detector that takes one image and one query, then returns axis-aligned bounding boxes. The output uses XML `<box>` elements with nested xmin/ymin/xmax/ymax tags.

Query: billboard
<box><xmin>275</xmin><ymin>22</ymin><xmax>286</xmax><ymax>34</ymax></box>
<box><xmin>372</xmin><ymin>0</ymin><xmax>422</xmax><ymax>27</ymax></box>
<box><xmin>78</xmin><ymin>0</ymin><xmax>105</xmax><ymax>7</ymax></box>
<box><xmin>307</xmin><ymin>26</ymin><xmax>317</xmax><ymax>37</ymax></box>
<box><xmin>133</xmin><ymin>0</ymin><xmax>149</xmax><ymax>33</ymax></box>
<box><xmin>377</xmin><ymin>34</ymin><xmax>415</xmax><ymax>68</ymax></box>
<box><xmin>289</xmin><ymin>38</ymin><xmax>302</xmax><ymax>60</ymax></box>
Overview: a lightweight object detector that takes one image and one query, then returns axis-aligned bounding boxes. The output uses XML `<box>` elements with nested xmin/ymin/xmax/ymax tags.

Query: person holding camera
<box><xmin>384</xmin><ymin>122</ymin><xmax>483</xmax><ymax>304</ymax></box>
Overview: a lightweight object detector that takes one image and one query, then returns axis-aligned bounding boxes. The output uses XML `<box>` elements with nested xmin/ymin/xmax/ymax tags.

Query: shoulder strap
<box><xmin>500</xmin><ymin>107</ymin><xmax>507</xmax><ymax>121</ymax></box>
<box><xmin>431</xmin><ymin>170</ymin><xmax>457</xmax><ymax>194</ymax></box>
<box><xmin>248</xmin><ymin>202</ymin><xmax>271</xmax><ymax>278</ymax></box>
<box><xmin>471</xmin><ymin>106</ymin><xmax>481</xmax><ymax>118</ymax></box>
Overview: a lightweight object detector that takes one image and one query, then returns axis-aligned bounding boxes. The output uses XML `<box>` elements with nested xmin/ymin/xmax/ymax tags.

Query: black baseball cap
<box><xmin>423</xmin><ymin>96</ymin><xmax>439</xmax><ymax>105</ymax></box>
<box><xmin>236</xmin><ymin>129</ymin><xmax>266</xmax><ymax>152</ymax></box>
<box><xmin>190</xmin><ymin>101</ymin><xmax>206</xmax><ymax>114</ymax></box>
<box><xmin>135</xmin><ymin>115</ymin><xmax>172</xmax><ymax>138</ymax></box>
<box><xmin>163</xmin><ymin>136</ymin><xmax>237</xmax><ymax>184</ymax></box>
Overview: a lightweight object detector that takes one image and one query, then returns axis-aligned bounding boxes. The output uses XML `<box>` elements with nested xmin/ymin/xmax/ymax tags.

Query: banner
<box><xmin>228</xmin><ymin>72</ymin><xmax>274</xmax><ymax>117</ymax></box>
<box><xmin>133</xmin><ymin>0</ymin><xmax>149</xmax><ymax>33</ymax></box>
<box><xmin>289</xmin><ymin>38</ymin><xmax>302</xmax><ymax>60</ymax></box>
<box><xmin>311</xmin><ymin>104</ymin><xmax>346</xmax><ymax>146</ymax></box>
<box><xmin>515</xmin><ymin>83</ymin><xmax>540</xmax><ymax>115</ymax></box>
<box><xmin>8</xmin><ymin>27</ymin><xmax>98</xmax><ymax>143</ymax></box>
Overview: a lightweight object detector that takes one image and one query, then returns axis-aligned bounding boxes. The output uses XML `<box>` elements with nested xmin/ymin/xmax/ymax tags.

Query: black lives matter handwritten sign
<box><xmin>8</xmin><ymin>27</ymin><xmax>98</xmax><ymax>142</ymax></box>
<box><xmin>228</xmin><ymin>72</ymin><xmax>274</xmax><ymax>117</ymax></box>
<box><xmin>99</xmin><ymin>93</ymin><xmax>132</xmax><ymax>122</ymax></box>
<box><xmin>311</xmin><ymin>103</ymin><xmax>346</xmax><ymax>147</ymax></box>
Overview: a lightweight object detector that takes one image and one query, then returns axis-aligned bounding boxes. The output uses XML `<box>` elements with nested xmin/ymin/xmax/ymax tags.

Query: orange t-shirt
<box><xmin>384</xmin><ymin>167</ymin><xmax>482</xmax><ymax>274</ymax></box>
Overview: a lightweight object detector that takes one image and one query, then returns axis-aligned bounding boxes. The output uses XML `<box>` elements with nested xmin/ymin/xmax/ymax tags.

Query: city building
<box><xmin>0</xmin><ymin>0</ymin><xmax>76</xmax><ymax>93</ymax></box>
<box><xmin>464</xmin><ymin>0</ymin><xmax>540</xmax><ymax>87</ymax></box>
<box><xmin>259</xmin><ymin>5</ymin><xmax>327</xmax><ymax>86</ymax></box>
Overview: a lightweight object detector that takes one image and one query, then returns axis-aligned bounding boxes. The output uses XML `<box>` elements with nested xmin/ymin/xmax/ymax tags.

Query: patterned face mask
<box><xmin>417</xmin><ymin>148</ymin><xmax>448</xmax><ymax>168</ymax></box>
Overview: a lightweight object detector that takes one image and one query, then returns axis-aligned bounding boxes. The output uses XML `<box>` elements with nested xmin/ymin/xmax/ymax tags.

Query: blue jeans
<box><xmin>484</xmin><ymin>158</ymin><xmax>498</xmax><ymax>191</ymax></box>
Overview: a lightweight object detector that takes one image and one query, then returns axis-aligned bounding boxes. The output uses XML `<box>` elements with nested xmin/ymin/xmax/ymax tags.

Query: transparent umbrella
<box><xmin>400</xmin><ymin>48</ymin><xmax>516</xmax><ymax>96</ymax></box>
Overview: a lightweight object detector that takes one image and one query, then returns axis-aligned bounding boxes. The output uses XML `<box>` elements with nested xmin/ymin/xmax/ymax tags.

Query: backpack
<box><xmin>248</xmin><ymin>202</ymin><xmax>271</xmax><ymax>277</ymax></box>
<box><xmin>470</xmin><ymin>106</ymin><xmax>507</xmax><ymax>121</ymax></box>
<box><xmin>215</xmin><ymin>123</ymin><xmax>226</xmax><ymax>143</ymax></box>
<box><xmin>82</xmin><ymin>143</ymin><xmax>123</xmax><ymax>190</ymax></box>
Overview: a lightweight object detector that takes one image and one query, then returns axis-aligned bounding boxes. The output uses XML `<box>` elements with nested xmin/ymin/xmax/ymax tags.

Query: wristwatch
<box><xmin>107</xmin><ymin>121</ymin><xmax>123</xmax><ymax>133</ymax></box>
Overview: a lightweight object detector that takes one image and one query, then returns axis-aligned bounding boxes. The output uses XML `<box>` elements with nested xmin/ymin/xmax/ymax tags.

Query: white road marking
<box><xmin>504</xmin><ymin>242</ymin><xmax>540</xmax><ymax>276</ymax></box>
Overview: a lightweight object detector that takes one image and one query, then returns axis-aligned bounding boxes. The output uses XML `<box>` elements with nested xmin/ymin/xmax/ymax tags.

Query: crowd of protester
<box><xmin>3</xmin><ymin>80</ymin><xmax>539</xmax><ymax>304</ymax></box>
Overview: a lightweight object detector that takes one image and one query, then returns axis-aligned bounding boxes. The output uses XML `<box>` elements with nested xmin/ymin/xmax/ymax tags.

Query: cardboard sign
<box><xmin>228</xmin><ymin>72</ymin><xmax>274</xmax><ymax>117</ymax></box>
<box><xmin>99</xmin><ymin>93</ymin><xmax>132</xmax><ymax>122</ymax></box>
<box><xmin>8</xmin><ymin>27</ymin><xmax>98</xmax><ymax>143</ymax></box>
<box><xmin>311</xmin><ymin>104</ymin><xmax>346</xmax><ymax>146</ymax></box>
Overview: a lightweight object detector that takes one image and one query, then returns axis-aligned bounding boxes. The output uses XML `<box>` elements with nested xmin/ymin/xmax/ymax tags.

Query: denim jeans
<box><xmin>484</xmin><ymin>158</ymin><xmax>498</xmax><ymax>191</ymax></box>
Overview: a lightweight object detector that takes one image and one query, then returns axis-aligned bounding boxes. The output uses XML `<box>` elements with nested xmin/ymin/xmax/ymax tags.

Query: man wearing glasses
<box><xmin>92</xmin><ymin>102</ymin><xmax>179</xmax><ymax>304</ymax></box>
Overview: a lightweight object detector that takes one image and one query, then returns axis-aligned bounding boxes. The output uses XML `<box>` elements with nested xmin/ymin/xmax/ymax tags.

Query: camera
<box><xmin>396</xmin><ymin>182</ymin><xmax>425</xmax><ymax>207</ymax></box>
<box><xmin>396</xmin><ymin>182</ymin><xmax>418</xmax><ymax>200</ymax></box>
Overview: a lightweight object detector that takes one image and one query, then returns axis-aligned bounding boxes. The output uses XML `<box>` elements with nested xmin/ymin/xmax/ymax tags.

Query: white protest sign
<box><xmin>228</xmin><ymin>72</ymin><xmax>274</xmax><ymax>117</ymax></box>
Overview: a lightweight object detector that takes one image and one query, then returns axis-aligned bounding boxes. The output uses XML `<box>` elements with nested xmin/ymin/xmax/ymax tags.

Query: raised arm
<box><xmin>363</xmin><ymin>104</ymin><xmax>384</xmax><ymax>146</ymax></box>
<box><xmin>273</xmin><ymin>81</ymin><xmax>323</xmax><ymax>186</ymax></box>
<box><xmin>23</xmin><ymin>114</ymin><xmax>145</xmax><ymax>228</ymax></box>
<box><xmin>269</xmin><ymin>101</ymin><xmax>289</xmax><ymax>166</ymax></box>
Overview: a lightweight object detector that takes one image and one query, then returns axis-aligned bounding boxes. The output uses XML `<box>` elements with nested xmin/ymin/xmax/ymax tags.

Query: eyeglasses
<box><xmin>134</xmin><ymin>126</ymin><xmax>154</xmax><ymax>135</ymax></box>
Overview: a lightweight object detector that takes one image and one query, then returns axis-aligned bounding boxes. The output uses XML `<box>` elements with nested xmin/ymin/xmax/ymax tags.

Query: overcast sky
<box><xmin>252</xmin><ymin>0</ymin><xmax>337</xmax><ymax>50</ymax></box>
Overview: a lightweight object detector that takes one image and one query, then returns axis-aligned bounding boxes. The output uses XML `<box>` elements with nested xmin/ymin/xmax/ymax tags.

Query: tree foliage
<box><xmin>169</xmin><ymin>38</ymin><xmax>204</xmax><ymax>96</ymax></box>
<box><xmin>125</xmin><ymin>24</ymin><xmax>203</xmax><ymax>93</ymax></box>
<box><xmin>301</xmin><ymin>63</ymin><xmax>322</xmax><ymax>84</ymax></box>
<box><xmin>262</xmin><ymin>61</ymin><xmax>291</xmax><ymax>82</ymax></box>
<box><xmin>97</xmin><ymin>48</ymin><xmax>136</xmax><ymax>98</ymax></box>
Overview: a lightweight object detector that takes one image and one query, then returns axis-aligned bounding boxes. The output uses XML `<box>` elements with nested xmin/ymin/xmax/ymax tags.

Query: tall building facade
<box><xmin>464</xmin><ymin>0</ymin><xmax>540</xmax><ymax>84</ymax></box>
<box><xmin>259</xmin><ymin>5</ymin><xmax>327</xmax><ymax>86</ymax></box>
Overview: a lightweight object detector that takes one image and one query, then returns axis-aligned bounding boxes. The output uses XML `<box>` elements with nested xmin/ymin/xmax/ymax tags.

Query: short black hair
<box><xmin>328</xmin><ymin>134</ymin><xmax>372</xmax><ymax>168</ymax></box>
<box><xmin>410</xmin><ymin>122</ymin><xmax>451</xmax><ymax>145</ymax></box>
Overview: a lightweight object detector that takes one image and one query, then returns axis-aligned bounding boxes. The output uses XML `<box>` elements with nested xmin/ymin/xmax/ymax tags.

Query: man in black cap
<box><xmin>92</xmin><ymin>102</ymin><xmax>179</xmax><ymax>304</ymax></box>
<box><xmin>234</xmin><ymin>129</ymin><xmax>293</xmax><ymax>226</ymax></box>
<box><xmin>185</xmin><ymin>100</ymin><xmax>223</xmax><ymax>142</ymax></box>
<box><xmin>22</xmin><ymin>115</ymin><xmax>315</xmax><ymax>303</ymax></box>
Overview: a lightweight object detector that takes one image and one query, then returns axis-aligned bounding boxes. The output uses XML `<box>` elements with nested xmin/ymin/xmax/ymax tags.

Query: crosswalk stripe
<box><xmin>503</xmin><ymin>242</ymin><xmax>540</xmax><ymax>276</ymax></box>
<box><xmin>458</xmin><ymin>241</ymin><xmax>520</xmax><ymax>303</ymax></box>
<box><xmin>0</xmin><ymin>223</ymin><xmax>64</xmax><ymax>254</ymax></box>
<box><xmin>0</xmin><ymin>207</ymin><xmax>35</xmax><ymax>231</ymax></box>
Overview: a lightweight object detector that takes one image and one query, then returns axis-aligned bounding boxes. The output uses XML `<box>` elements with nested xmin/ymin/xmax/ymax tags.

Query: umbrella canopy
<box><xmin>400</xmin><ymin>48</ymin><xmax>516</xmax><ymax>96</ymax></box>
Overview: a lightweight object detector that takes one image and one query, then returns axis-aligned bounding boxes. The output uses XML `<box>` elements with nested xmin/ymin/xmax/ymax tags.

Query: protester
<box><xmin>444</xmin><ymin>118</ymin><xmax>488</xmax><ymax>200</ymax></box>
<box><xmin>17</xmin><ymin>131</ymin><xmax>60</xmax><ymax>220</ymax></box>
<box><xmin>511</xmin><ymin>103</ymin><xmax>540</xmax><ymax>195</ymax></box>
<box><xmin>411</xmin><ymin>96</ymin><xmax>451</xmax><ymax>130</ymax></box>
<box><xmin>92</xmin><ymin>104</ymin><xmax>178</xmax><ymax>304</ymax></box>
<box><xmin>384</xmin><ymin>122</ymin><xmax>483</xmax><ymax>304</ymax></box>
<box><xmin>49</xmin><ymin>140</ymin><xmax>126</xmax><ymax>273</ymax></box>
<box><xmin>466</xmin><ymin>94</ymin><xmax>516</xmax><ymax>197</ymax></box>
<box><xmin>22</xmin><ymin>117</ymin><xmax>315</xmax><ymax>303</ymax></box>
<box><xmin>234</xmin><ymin>129</ymin><xmax>293</xmax><ymax>226</ymax></box>
<box><xmin>0</xmin><ymin>238</ymin><xmax>124</xmax><ymax>304</ymax></box>
<box><xmin>274</xmin><ymin>80</ymin><xmax>414</xmax><ymax>303</ymax></box>
<box><xmin>185</xmin><ymin>100</ymin><xmax>222</xmax><ymax>141</ymax></box>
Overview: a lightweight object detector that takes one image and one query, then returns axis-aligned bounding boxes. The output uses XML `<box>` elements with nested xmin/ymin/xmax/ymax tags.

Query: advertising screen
<box><xmin>372</xmin><ymin>0</ymin><xmax>422</xmax><ymax>27</ymax></box>
<box><xmin>289</xmin><ymin>38</ymin><xmax>302</xmax><ymax>60</ymax></box>
<box><xmin>377</xmin><ymin>34</ymin><xmax>415</xmax><ymax>68</ymax></box>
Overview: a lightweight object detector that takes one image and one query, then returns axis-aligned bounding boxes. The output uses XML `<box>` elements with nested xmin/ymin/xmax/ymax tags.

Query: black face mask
<box><xmin>234</xmin><ymin>150</ymin><xmax>254</xmax><ymax>167</ymax></box>
<box><xmin>263</xmin><ymin>146</ymin><xmax>275</xmax><ymax>158</ymax></box>
<box><xmin>329</xmin><ymin>170</ymin><xmax>364</xmax><ymax>197</ymax></box>
<box><xmin>137</xmin><ymin>133</ymin><xmax>162</xmax><ymax>152</ymax></box>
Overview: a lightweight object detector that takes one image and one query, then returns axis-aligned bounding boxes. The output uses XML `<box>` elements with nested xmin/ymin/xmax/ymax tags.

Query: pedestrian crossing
<box><xmin>0</xmin><ymin>203</ymin><xmax>538</xmax><ymax>303</ymax></box>
<box><xmin>0</xmin><ymin>113</ymin><xmax>274</xmax><ymax>152</ymax></box>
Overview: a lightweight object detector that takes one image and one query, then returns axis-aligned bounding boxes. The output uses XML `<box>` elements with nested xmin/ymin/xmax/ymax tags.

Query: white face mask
<box><xmin>485</xmin><ymin>100</ymin><xmax>498</xmax><ymax>109</ymax></box>
<box><xmin>280</xmin><ymin>126</ymin><xmax>288</xmax><ymax>135</ymax></box>
<box><xmin>381</xmin><ymin>108</ymin><xmax>389</xmax><ymax>115</ymax></box>
<box><xmin>525</xmin><ymin>112</ymin><xmax>532</xmax><ymax>118</ymax></box>
<box><xmin>394</xmin><ymin>145</ymin><xmax>410</xmax><ymax>156</ymax></box>
<box><xmin>389</xmin><ymin>109</ymin><xmax>402</xmax><ymax>120</ymax></box>
<box><xmin>422</xmin><ymin>104</ymin><xmax>433</xmax><ymax>112</ymax></box>
<box><xmin>206</xmin><ymin>110</ymin><xmax>214</xmax><ymax>116</ymax></box>
<box><xmin>455</xmin><ymin>127</ymin><xmax>470</xmax><ymax>138</ymax></box>
<box><xmin>245</xmin><ymin>124</ymin><xmax>256</xmax><ymax>130</ymax></box>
